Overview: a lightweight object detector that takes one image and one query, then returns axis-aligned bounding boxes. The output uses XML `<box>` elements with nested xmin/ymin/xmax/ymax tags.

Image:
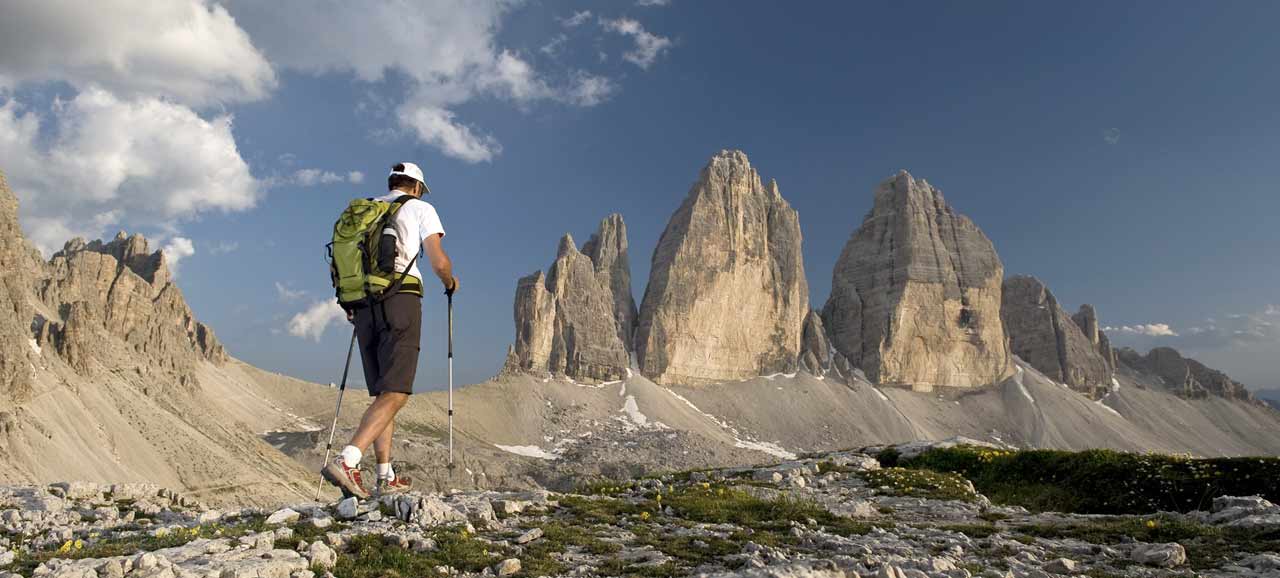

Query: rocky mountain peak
<box><xmin>1001</xmin><ymin>275</ymin><xmax>1113</xmax><ymax>397</ymax></box>
<box><xmin>822</xmin><ymin>171</ymin><xmax>1012</xmax><ymax>390</ymax></box>
<box><xmin>505</xmin><ymin>216</ymin><xmax>634</xmax><ymax>383</ymax></box>
<box><xmin>580</xmin><ymin>213</ymin><xmax>637</xmax><ymax>352</ymax></box>
<box><xmin>635</xmin><ymin>150</ymin><xmax>808</xmax><ymax>386</ymax></box>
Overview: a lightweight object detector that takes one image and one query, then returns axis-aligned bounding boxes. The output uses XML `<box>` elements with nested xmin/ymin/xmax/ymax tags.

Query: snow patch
<box><xmin>1009</xmin><ymin>366</ymin><xmax>1036</xmax><ymax>404</ymax></box>
<box><xmin>618</xmin><ymin>381</ymin><xmax>627</xmax><ymax>397</ymax></box>
<box><xmin>494</xmin><ymin>444</ymin><xmax>559</xmax><ymax>460</ymax></box>
<box><xmin>761</xmin><ymin>372</ymin><xmax>798</xmax><ymax>380</ymax></box>
<box><xmin>872</xmin><ymin>388</ymin><xmax>890</xmax><ymax>402</ymax></box>
<box><xmin>621</xmin><ymin>395</ymin><xmax>648</xmax><ymax>427</ymax></box>
<box><xmin>733</xmin><ymin>439</ymin><xmax>796</xmax><ymax>460</ymax></box>
<box><xmin>1095</xmin><ymin>400</ymin><xmax>1122</xmax><ymax>418</ymax></box>
<box><xmin>28</xmin><ymin>338</ymin><xmax>41</xmax><ymax>355</ymax></box>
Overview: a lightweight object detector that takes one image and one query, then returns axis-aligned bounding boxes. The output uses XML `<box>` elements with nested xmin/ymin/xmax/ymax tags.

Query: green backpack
<box><xmin>328</xmin><ymin>195</ymin><xmax>423</xmax><ymax>309</ymax></box>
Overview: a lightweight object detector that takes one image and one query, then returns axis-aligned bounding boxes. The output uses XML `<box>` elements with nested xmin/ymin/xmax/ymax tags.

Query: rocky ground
<box><xmin>3</xmin><ymin>448</ymin><xmax>1279</xmax><ymax>578</ymax></box>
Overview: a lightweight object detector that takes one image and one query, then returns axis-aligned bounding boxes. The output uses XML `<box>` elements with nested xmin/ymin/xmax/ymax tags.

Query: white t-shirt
<box><xmin>377</xmin><ymin>191</ymin><xmax>445</xmax><ymax>282</ymax></box>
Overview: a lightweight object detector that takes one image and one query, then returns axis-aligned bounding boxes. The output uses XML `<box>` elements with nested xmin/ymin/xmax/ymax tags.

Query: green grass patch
<box><xmin>861</xmin><ymin>468</ymin><xmax>977</xmax><ymax>501</ymax></box>
<box><xmin>332</xmin><ymin>528</ymin><xmax>503</xmax><ymax>578</ymax></box>
<box><xmin>901</xmin><ymin>445</ymin><xmax>1280</xmax><ymax>514</ymax></box>
<box><xmin>1013</xmin><ymin>515</ymin><xmax>1280</xmax><ymax>570</ymax></box>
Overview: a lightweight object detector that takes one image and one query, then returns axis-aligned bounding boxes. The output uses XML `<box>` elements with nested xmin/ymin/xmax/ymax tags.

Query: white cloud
<box><xmin>274</xmin><ymin>282</ymin><xmax>308</xmax><ymax>302</ymax></box>
<box><xmin>637</xmin><ymin>0</ymin><xmax>671</xmax><ymax>6</ymax></box>
<box><xmin>561</xmin><ymin>11</ymin><xmax>593</xmax><ymax>27</ymax></box>
<box><xmin>1266</xmin><ymin>304</ymin><xmax>1279</xmax><ymax>316</ymax></box>
<box><xmin>161</xmin><ymin>237</ymin><xmax>195</xmax><ymax>277</ymax></box>
<box><xmin>1103</xmin><ymin>128</ymin><xmax>1121</xmax><ymax>145</ymax></box>
<box><xmin>601</xmin><ymin>18</ymin><xmax>672</xmax><ymax>70</ymax></box>
<box><xmin>540</xmin><ymin>34</ymin><xmax>569</xmax><ymax>56</ymax></box>
<box><xmin>208</xmin><ymin>241</ymin><xmax>239</xmax><ymax>255</ymax></box>
<box><xmin>222</xmin><ymin>1</ymin><xmax>617</xmax><ymax>163</ymax></box>
<box><xmin>1105</xmin><ymin>323</ymin><xmax>1178</xmax><ymax>337</ymax></box>
<box><xmin>0</xmin><ymin>89</ymin><xmax>260</xmax><ymax>254</ymax></box>
<box><xmin>400</xmin><ymin>104</ymin><xmax>503</xmax><ymax>163</ymax></box>
<box><xmin>0</xmin><ymin>0</ymin><xmax>274</xmax><ymax>106</ymax></box>
<box><xmin>287</xmin><ymin>299</ymin><xmax>346</xmax><ymax>342</ymax></box>
<box><xmin>347</xmin><ymin>171</ymin><xmax>365</xmax><ymax>184</ymax></box>
<box><xmin>565</xmin><ymin>72</ymin><xmax>617</xmax><ymax>107</ymax></box>
<box><xmin>293</xmin><ymin>169</ymin><xmax>345</xmax><ymax>186</ymax></box>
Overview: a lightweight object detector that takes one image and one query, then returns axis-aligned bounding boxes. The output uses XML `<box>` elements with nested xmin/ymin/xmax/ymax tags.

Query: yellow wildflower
<box><xmin>639</xmin><ymin>511</ymin><xmax>651</xmax><ymax>521</ymax></box>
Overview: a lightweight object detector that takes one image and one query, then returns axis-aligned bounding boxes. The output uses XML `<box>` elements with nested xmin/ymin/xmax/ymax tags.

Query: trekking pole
<box><xmin>314</xmin><ymin>328</ymin><xmax>357</xmax><ymax>501</ymax></box>
<box><xmin>447</xmin><ymin>289</ymin><xmax>455</xmax><ymax>470</ymax></box>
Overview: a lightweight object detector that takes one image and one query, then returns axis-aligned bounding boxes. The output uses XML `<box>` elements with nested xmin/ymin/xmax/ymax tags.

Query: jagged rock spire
<box><xmin>505</xmin><ymin>218</ymin><xmax>634</xmax><ymax>382</ymax></box>
<box><xmin>635</xmin><ymin>150</ymin><xmax>808</xmax><ymax>386</ymax></box>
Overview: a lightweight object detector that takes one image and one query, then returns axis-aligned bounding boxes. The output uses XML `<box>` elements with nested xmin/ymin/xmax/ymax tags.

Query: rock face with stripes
<box><xmin>1116</xmin><ymin>346</ymin><xmax>1259</xmax><ymax>403</ymax></box>
<box><xmin>0</xmin><ymin>171</ymin><xmax>36</xmax><ymax>403</ymax></box>
<box><xmin>1001</xmin><ymin>275</ymin><xmax>1113</xmax><ymax>398</ymax></box>
<box><xmin>635</xmin><ymin>150</ymin><xmax>809</xmax><ymax>386</ymax></box>
<box><xmin>822</xmin><ymin>171</ymin><xmax>1013</xmax><ymax>391</ymax></box>
<box><xmin>504</xmin><ymin>217</ymin><xmax>633</xmax><ymax>383</ymax></box>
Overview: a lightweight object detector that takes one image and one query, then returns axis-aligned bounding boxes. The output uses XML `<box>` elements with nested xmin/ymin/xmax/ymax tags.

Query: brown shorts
<box><xmin>353</xmin><ymin>292</ymin><xmax>421</xmax><ymax>396</ymax></box>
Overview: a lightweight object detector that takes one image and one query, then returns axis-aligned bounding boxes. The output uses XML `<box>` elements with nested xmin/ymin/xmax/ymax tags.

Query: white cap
<box><xmin>389</xmin><ymin>162</ymin><xmax>431</xmax><ymax>194</ymax></box>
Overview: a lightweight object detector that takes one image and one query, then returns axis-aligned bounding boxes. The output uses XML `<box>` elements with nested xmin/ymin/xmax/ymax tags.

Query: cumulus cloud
<box><xmin>601</xmin><ymin>18</ymin><xmax>673</xmax><ymax>70</ymax></box>
<box><xmin>347</xmin><ymin>171</ymin><xmax>365</xmax><ymax>184</ymax></box>
<box><xmin>1103</xmin><ymin>128</ymin><xmax>1121</xmax><ymax>145</ymax></box>
<box><xmin>0</xmin><ymin>0</ymin><xmax>274</xmax><ymax>106</ymax></box>
<box><xmin>637</xmin><ymin>0</ymin><xmax>671</xmax><ymax>6</ymax></box>
<box><xmin>161</xmin><ymin>237</ymin><xmax>195</xmax><ymax>276</ymax></box>
<box><xmin>222</xmin><ymin>1</ymin><xmax>615</xmax><ymax>163</ymax></box>
<box><xmin>0</xmin><ymin>89</ymin><xmax>260</xmax><ymax>253</ymax></box>
<box><xmin>287</xmin><ymin>299</ymin><xmax>347</xmax><ymax>342</ymax></box>
<box><xmin>1104</xmin><ymin>323</ymin><xmax>1178</xmax><ymax>337</ymax></box>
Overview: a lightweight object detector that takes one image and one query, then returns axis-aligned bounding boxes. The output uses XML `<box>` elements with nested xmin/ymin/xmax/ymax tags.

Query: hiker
<box><xmin>322</xmin><ymin>162</ymin><xmax>458</xmax><ymax>498</ymax></box>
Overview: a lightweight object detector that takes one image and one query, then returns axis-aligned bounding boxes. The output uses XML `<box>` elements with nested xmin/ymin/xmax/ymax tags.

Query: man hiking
<box><xmin>322</xmin><ymin>161</ymin><xmax>458</xmax><ymax>499</ymax></box>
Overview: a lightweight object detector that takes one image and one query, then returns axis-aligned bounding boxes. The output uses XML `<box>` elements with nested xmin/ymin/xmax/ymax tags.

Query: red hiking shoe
<box><xmin>321</xmin><ymin>457</ymin><xmax>370</xmax><ymax>499</ymax></box>
<box><xmin>377</xmin><ymin>474</ymin><xmax>412</xmax><ymax>496</ymax></box>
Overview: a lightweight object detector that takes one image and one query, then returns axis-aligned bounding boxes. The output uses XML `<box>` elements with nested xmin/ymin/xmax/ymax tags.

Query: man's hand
<box><xmin>444</xmin><ymin>275</ymin><xmax>460</xmax><ymax>296</ymax></box>
<box><xmin>346</xmin><ymin>309</ymin><xmax>355</xmax><ymax>324</ymax></box>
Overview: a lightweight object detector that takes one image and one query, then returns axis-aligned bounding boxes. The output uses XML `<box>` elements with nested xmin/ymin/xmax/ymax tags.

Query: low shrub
<box><xmin>902</xmin><ymin>446</ymin><xmax>1280</xmax><ymax>514</ymax></box>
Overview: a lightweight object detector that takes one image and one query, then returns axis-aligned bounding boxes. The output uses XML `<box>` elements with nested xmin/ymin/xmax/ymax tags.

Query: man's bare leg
<box><xmin>373</xmin><ymin>419</ymin><xmax>394</xmax><ymax>464</ymax></box>
<box><xmin>350</xmin><ymin>392</ymin><xmax>409</xmax><ymax>454</ymax></box>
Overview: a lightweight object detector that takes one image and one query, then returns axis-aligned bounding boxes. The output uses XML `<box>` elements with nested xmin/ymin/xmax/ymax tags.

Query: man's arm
<box><xmin>422</xmin><ymin>233</ymin><xmax>457</xmax><ymax>292</ymax></box>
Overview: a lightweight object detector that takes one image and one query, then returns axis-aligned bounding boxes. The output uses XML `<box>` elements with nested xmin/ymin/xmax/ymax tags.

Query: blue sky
<box><xmin>2</xmin><ymin>1</ymin><xmax>1278</xmax><ymax>391</ymax></box>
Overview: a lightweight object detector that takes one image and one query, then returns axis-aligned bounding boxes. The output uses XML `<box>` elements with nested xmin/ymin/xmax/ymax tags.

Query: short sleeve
<box><xmin>416</xmin><ymin>201</ymin><xmax>445</xmax><ymax>242</ymax></box>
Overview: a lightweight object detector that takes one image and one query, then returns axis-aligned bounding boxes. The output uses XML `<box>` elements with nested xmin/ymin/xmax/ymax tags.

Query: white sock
<box><xmin>339</xmin><ymin>446</ymin><xmax>362</xmax><ymax>468</ymax></box>
<box><xmin>377</xmin><ymin>463</ymin><xmax>394</xmax><ymax>480</ymax></box>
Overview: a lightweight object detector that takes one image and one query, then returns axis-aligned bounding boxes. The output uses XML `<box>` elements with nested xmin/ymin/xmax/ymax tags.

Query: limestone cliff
<box><xmin>0</xmin><ymin>171</ymin><xmax>36</xmax><ymax>403</ymax></box>
<box><xmin>505</xmin><ymin>219</ymin><xmax>633</xmax><ymax>383</ymax></box>
<box><xmin>1001</xmin><ymin>276</ymin><xmax>1113</xmax><ymax>397</ymax></box>
<box><xmin>1072</xmin><ymin>304</ymin><xmax>1118</xmax><ymax>371</ymax></box>
<box><xmin>580</xmin><ymin>214</ymin><xmax>638</xmax><ymax>352</ymax></box>
<box><xmin>1117</xmin><ymin>347</ymin><xmax>1259</xmax><ymax>403</ymax></box>
<box><xmin>33</xmin><ymin>232</ymin><xmax>226</xmax><ymax>388</ymax></box>
<box><xmin>635</xmin><ymin>150</ymin><xmax>809</xmax><ymax>386</ymax></box>
<box><xmin>822</xmin><ymin>171</ymin><xmax>1012</xmax><ymax>390</ymax></box>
